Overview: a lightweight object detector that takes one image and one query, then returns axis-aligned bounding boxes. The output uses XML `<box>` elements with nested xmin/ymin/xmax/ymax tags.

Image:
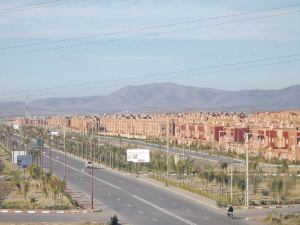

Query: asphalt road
<box><xmin>99</xmin><ymin>135</ymin><xmax>244</xmax><ymax>164</ymax></box>
<box><xmin>8</xmin><ymin>134</ymin><xmax>257</xmax><ymax>225</ymax></box>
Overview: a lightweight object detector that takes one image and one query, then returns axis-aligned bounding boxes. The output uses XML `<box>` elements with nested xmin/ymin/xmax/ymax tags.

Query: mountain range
<box><xmin>1</xmin><ymin>83</ymin><xmax>299</xmax><ymax>115</ymax></box>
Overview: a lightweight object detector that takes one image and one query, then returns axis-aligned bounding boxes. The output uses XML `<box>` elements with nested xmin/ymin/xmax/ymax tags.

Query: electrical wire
<box><xmin>1</xmin><ymin>57</ymin><xmax>299</xmax><ymax>100</ymax></box>
<box><xmin>0</xmin><ymin>10</ymin><xmax>298</xmax><ymax>57</ymax></box>
<box><xmin>1</xmin><ymin>53</ymin><xmax>299</xmax><ymax>95</ymax></box>
<box><xmin>0</xmin><ymin>0</ymin><xmax>87</xmax><ymax>14</ymax></box>
<box><xmin>1</xmin><ymin>3</ymin><xmax>299</xmax><ymax>50</ymax></box>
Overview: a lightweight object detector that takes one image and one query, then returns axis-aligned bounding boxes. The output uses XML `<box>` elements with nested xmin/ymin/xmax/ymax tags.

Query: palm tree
<box><xmin>23</xmin><ymin>138</ymin><xmax>30</xmax><ymax>153</ymax></box>
<box><xmin>23</xmin><ymin>180</ymin><xmax>30</xmax><ymax>207</ymax></box>
<box><xmin>5</xmin><ymin>126</ymin><xmax>14</xmax><ymax>151</ymax></box>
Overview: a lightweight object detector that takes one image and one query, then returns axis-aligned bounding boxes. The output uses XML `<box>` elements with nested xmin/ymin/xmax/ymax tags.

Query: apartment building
<box><xmin>14</xmin><ymin>110</ymin><xmax>300</xmax><ymax>162</ymax></box>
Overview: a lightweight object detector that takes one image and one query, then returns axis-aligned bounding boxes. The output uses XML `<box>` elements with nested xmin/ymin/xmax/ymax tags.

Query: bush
<box><xmin>216</xmin><ymin>197</ymin><xmax>230</xmax><ymax>208</ymax></box>
<box><xmin>260</xmin><ymin>200</ymin><xmax>267</xmax><ymax>205</ymax></box>
<box><xmin>250</xmin><ymin>201</ymin><xmax>257</xmax><ymax>206</ymax></box>
<box><xmin>262</xmin><ymin>190</ymin><xmax>269</xmax><ymax>196</ymax></box>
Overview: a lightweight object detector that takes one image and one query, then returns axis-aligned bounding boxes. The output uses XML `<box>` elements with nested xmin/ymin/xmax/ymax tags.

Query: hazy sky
<box><xmin>0</xmin><ymin>0</ymin><xmax>299</xmax><ymax>102</ymax></box>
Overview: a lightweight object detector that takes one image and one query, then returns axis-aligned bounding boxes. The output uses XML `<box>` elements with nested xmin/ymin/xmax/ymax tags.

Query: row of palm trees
<box><xmin>12</xmin><ymin>165</ymin><xmax>66</xmax><ymax>208</ymax></box>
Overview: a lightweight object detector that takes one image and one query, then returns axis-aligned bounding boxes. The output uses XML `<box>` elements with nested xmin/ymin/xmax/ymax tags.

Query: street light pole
<box><xmin>50</xmin><ymin>133</ymin><xmax>52</xmax><ymax>172</ymax></box>
<box><xmin>64</xmin><ymin>119</ymin><xmax>66</xmax><ymax>184</ymax></box>
<box><xmin>91</xmin><ymin>136</ymin><xmax>94</xmax><ymax>209</ymax></box>
<box><xmin>167</xmin><ymin>127</ymin><xmax>169</xmax><ymax>181</ymax></box>
<box><xmin>246</xmin><ymin>133</ymin><xmax>249</xmax><ymax>206</ymax></box>
<box><xmin>231</xmin><ymin>161</ymin><xmax>233</xmax><ymax>203</ymax></box>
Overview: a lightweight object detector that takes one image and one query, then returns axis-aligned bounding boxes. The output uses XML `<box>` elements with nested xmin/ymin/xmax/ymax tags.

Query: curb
<box><xmin>234</xmin><ymin>205</ymin><xmax>300</xmax><ymax>210</ymax></box>
<box><xmin>0</xmin><ymin>209</ymin><xmax>102</xmax><ymax>214</ymax></box>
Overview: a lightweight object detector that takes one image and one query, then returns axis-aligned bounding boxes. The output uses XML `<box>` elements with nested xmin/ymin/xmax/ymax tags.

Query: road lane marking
<box><xmin>140</xmin><ymin>179</ymin><xmax>218</xmax><ymax>209</ymax></box>
<box><xmin>139</xmin><ymin>211</ymin><xmax>143</xmax><ymax>214</ymax></box>
<box><xmin>186</xmin><ymin>210</ymin><xmax>191</xmax><ymax>213</ymax></box>
<box><xmin>108</xmin><ymin>193</ymin><xmax>111</xmax><ymax>196</ymax></box>
<box><xmin>127</xmin><ymin>204</ymin><xmax>131</xmax><ymax>207</ymax></box>
<box><xmin>44</xmin><ymin>156</ymin><xmax>121</xmax><ymax>190</ymax></box>
<box><xmin>204</xmin><ymin>217</ymin><xmax>209</xmax><ymax>220</ymax></box>
<box><xmin>152</xmin><ymin>218</ymin><xmax>158</xmax><ymax>221</ymax></box>
<box><xmin>132</xmin><ymin>195</ymin><xmax>197</xmax><ymax>225</ymax></box>
<box><xmin>117</xmin><ymin>198</ymin><xmax>120</xmax><ymax>200</ymax></box>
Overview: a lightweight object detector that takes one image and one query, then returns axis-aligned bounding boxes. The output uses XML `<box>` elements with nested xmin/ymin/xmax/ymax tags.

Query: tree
<box><xmin>250</xmin><ymin>175</ymin><xmax>261</xmax><ymax>194</ymax></box>
<box><xmin>282</xmin><ymin>176</ymin><xmax>296</xmax><ymax>200</ymax></box>
<box><xmin>0</xmin><ymin>159</ymin><xmax>4</xmax><ymax>174</ymax></box>
<box><xmin>12</xmin><ymin>173</ymin><xmax>22</xmax><ymax>206</ymax></box>
<box><xmin>23</xmin><ymin>138</ymin><xmax>30</xmax><ymax>153</ymax></box>
<box><xmin>268</xmin><ymin>178</ymin><xmax>283</xmax><ymax>203</ymax></box>
<box><xmin>23</xmin><ymin>180</ymin><xmax>30</xmax><ymax>206</ymax></box>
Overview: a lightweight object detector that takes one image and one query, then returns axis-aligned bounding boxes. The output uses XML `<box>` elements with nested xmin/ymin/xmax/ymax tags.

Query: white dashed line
<box><xmin>132</xmin><ymin>195</ymin><xmax>196</xmax><ymax>225</ymax></box>
<box><xmin>152</xmin><ymin>218</ymin><xmax>158</xmax><ymax>222</ymax></box>
<box><xmin>139</xmin><ymin>211</ymin><xmax>143</xmax><ymax>214</ymax></box>
<box><xmin>140</xmin><ymin>179</ymin><xmax>218</xmax><ymax>209</ymax></box>
<box><xmin>117</xmin><ymin>198</ymin><xmax>120</xmax><ymax>201</ymax></box>
<box><xmin>127</xmin><ymin>204</ymin><xmax>131</xmax><ymax>207</ymax></box>
<box><xmin>44</xmin><ymin>156</ymin><xmax>122</xmax><ymax>190</ymax></box>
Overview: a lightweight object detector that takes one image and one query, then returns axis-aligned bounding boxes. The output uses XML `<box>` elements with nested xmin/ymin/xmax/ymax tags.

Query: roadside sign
<box><xmin>17</xmin><ymin>155</ymin><xmax>32</xmax><ymax>169</ymax></box>
<box><xmin>127</xmin><ymin>149</ymin><xmax>150</xmax><ymax>163</ymax></box>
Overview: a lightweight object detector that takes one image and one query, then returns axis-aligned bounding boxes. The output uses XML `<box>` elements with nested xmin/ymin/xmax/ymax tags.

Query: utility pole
<box><xmin>269</xmin><ymin>129</ymin><xmax>271</xmax><ymax>167</ymax></box>
<box><xmin>50</xmin><ymin>133</ymin><xmax>52</xmax><ymax>172</ymax></box>
<box><xmin>183</xmin><ymin>126</ymin><xmax>185</xmax><ymax>161</ymax></box>
<box><xmin>231</xmin><ymin>161</ymin><xmax>233</xmax><ymax>203</ymax></box>
<box><xmin>64</xmin><ymin>119</ymin><xmax>66</xmax><ymax>183</ymax></box>
<box><xmin>91</xmin><ymin>134</ymin><xmax>94</xmax><ymax>209</ymax></box>
<box><xmin>167</xmin><ymin>127</ymin><xmax>169</xmax><ymax>181</ymax></box>
<box><xmin>40</xmin><ymin>133</ymin><xmax>43</xmax><ymax>172</ymax></box>
<box><xmin>246</xmin><ymin>133</ymin><xmax>249</xmax><ymax>206</ymax></box>
<box><xmin>98</xmin><ymin>121</ymin><xmax>100</xmax><ymax>163</ymax></box>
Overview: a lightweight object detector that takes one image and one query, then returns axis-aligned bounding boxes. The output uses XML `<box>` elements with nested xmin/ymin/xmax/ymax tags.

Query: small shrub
<box><xmin>250</xmin><ymin>201</ymin><xmax>257</xmax><ymax>206</ymax></box>
<box><xmin>262</xmin><ymin>190</ymin><xmax>269</xmax><ymax>196</ymax></box>
<box><xmin>260</xmin><ymin>200</ymin><xmax>267</xmax><ymax>205</ymax></box>
<box><xmin>30</xmin><ymin>197</ymin><xmax>36</xmax><ymax>203</ymax></box>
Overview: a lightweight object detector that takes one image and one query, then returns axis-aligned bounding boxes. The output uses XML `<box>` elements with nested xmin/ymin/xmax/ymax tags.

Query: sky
<box><xmin>0</xmin><ymin>0</ymin><xmax>299</xmax><ymax>102</ymax></box>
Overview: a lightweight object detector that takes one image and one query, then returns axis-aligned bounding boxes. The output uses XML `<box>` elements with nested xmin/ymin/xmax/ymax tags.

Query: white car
<box><xmin>85</xmin><ymin>161</ymin><xmax>93</xmax><ymax>168</ymax></box>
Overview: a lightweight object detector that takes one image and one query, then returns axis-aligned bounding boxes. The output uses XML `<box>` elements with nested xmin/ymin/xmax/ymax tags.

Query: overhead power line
<box><xmin>1</xmin><ymin>54</ymin><xmax>299</xmax><ymax>99</ymax></box>
<box><xmin>0</xmin><ymin>10</ymin><xmax>298</xmax><ymax>57</ymax></box>
<box><xmin>0</xmin><ymin>3</ymin><xmax>299</xmax><ymax>50</ymax></box>
<box><xmin>4</xmin><ymin>58</ymin><xmax>299</xmax><ymax>100</ymax></box>
<box><xmin>0</xmin><ymin>0</ymin><xmax>87</xmax><ymax>14</ymax></box>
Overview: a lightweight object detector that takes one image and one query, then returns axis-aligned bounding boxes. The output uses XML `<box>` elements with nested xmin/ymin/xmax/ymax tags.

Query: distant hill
<box><xmin>0</xmin><ymin>83</ymin><xmax>299</xmax><ymax>115</ymax></box>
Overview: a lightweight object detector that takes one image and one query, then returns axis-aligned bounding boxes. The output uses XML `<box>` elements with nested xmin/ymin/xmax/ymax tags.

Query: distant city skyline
<box><xmin>0</xmin><ymin>0</ymin><xmax>299</xmax><ymax>102</ymax></box>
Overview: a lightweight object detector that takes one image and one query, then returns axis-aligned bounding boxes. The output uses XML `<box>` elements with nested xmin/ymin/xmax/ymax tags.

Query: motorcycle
<box><xmin>227</xmin><ymin>212</ymin><xmax>233</xmax><ymax>219</ymax></box>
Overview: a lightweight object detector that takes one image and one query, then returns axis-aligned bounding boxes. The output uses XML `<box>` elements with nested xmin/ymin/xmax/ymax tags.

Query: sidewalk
<box><xmin>234</xmin><ymin>204</ymin><xmax>300</xmax><ymax>210</ymax></box>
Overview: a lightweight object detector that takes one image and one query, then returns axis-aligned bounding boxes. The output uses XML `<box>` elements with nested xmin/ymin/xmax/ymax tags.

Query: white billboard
<box><xmin>17</xmin><ymin>155</ymin><xmax>32</xmax><ymax>169</ymax></box>
<box><xmin>127</xmin><ymin>149</ymin><xmax>150</xmax><ymax>163</ymax></box>
<box><xmin>12</xmin><ymin>151</ymin><xmax>26</xmax><ymax>163</ymax></box>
